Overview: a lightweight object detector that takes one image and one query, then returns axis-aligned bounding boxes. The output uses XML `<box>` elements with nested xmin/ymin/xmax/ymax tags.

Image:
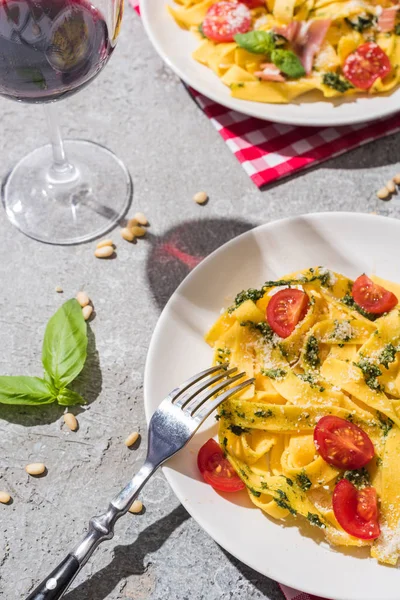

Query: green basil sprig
<box><xmin>270</xmin><ymin>49</ymin><xmax>305</xmax><ymax>78</ymax></box>
<box><xmin>0</xmin><ymin>299</ymin><xmax>88</xmax><ymax>407</ymax></box>
<box><xmin>234</xmin><ymin>31</ymin><xmax>305</xmax><ymax>79</ymax></box>
<box><xmin>234</xmin><ymin>30</ymin><xmax>276</xmax><ymax>55</ymax></box>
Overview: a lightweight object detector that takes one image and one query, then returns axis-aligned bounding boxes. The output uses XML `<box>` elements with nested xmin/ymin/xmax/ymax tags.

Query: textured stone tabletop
<box><xmin>1</xmin><ymin>6</ymin><xmax>400</xmax><ymax>599</ymax></box>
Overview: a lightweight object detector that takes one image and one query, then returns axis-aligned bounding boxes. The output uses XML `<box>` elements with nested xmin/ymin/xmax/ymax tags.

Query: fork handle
<box><xmin>25</xmin><ymin>461</ymin><xmax>157</xmax><ymax>600</ymax></box>
<box><xmin>26</xmin><ymin>555</ymin><xmax>80</xmax><ymax>600</ymax></box>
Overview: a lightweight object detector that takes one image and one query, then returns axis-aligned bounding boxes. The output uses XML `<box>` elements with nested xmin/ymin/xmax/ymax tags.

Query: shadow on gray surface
<box><xmin>63</xmin><ymin>505</ymin><xmax>190</xmax><ymax>600</ymax></box>
<box><xmin>222</xmin><ymin>548</ymin><xmax>286</xmax><ymax>600</ymax></box>
<box><xmin>0</xmin><ymin>325</ymin><xmax>102</xmax><ymax>425</ymax></box>
<box><xmin>146</xmin><ymin>217</ymin><xmax>255</xmax><ymax>311</ymax></box>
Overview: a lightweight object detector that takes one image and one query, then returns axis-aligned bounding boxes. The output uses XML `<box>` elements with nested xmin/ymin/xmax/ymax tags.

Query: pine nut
<box><xmin>393</xmin><ymin>173</ymin><xmax>400</xmax><ymax>185</ymax></box>
<box><xmin>25</xmin><ymin>463</ymin><xmax>46</xmax><ymax>476</ymax></box>
<box><xmin>377</xmin><ymin>187</ymin><xmax>390</xmax><ymax>200</ymax></box>
<box><xmin>96</xmin><ymin>239</ymin><xmax>114</xmax><ymax>249</ymax></box>
<box><xmin>127</xmin><ymin>218</ymin><xmax>138</xmax><ymax>228</ymax></box>
<box><xmin>64</xmin><ymin>413</ymin><xmax>78</xmax><ymax>431</ymax></box>
<box><xmin>76</xmin><ymin>291</ymin><xmax>90</xmax><ymax>307</ymax></box>
<box><xmin>95</xmin><ymin>246</ymin><xmax>114</xmax><ymax>258</ymax></box>
<box><xmin>0</xmin><ymin>491</ymin><xmax>11</xmax><ymax>504</ymax></box>
<box><xmin>386</xmin><ymin>180</ymin><xmax>396</xmax><ymax>193</ymax></box>
<box><xmin>55</xmin><ymin>286</ymin><xmax>63</xmax><ymax>293</ymax></box>
<box><xmin>121</xmin><ymin>227</ymin><xmax>135</xmax><ymax>242</ymax></box>
<box><xmin>128</xmin><ymin>500</ymin><xmax>143</xmax><ymax>514</ymax></box>
<box><xmin>193</xmin><ymin>191</ymin><xmax>208</xmax><ymax>205</ymax></box>
<box><xmin>124</xmin><ymin>431</ymin><xmax>139</xmax><ymax>447</ymax></box>
<box><xmin>82</xmin><ymin>305</ymin><xmax>93</xmax><ymax>321</ymax></box>
<box><xmin>134</xmin><ymin>212</ymin><xmax>148</xmax><ymax>226</ymax></box>
<box><xmin>131</xmin><ymin>225</ymin><xmax>146</xmax><ymax>238</ymax></box>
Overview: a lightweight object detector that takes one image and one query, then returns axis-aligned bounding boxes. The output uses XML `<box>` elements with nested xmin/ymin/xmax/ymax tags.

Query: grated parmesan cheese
<box><xmin>373</xmin><ymin>520</ymin><xmax>400</xmax><ymax>564</ymax></box>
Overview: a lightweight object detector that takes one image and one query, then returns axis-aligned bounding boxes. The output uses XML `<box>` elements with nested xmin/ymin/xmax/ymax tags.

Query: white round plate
<box><xmin>144</xmin><ymin>212</ymin><xmax>400</xmax><ymax>600</ymax></box>
<box><xmin>140</xmin><ymin>0</ymin><xmax>400</xmax><ymax>126</ymax></box>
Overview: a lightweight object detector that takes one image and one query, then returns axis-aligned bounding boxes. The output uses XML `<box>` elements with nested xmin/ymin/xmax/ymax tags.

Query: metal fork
<box><xmin>27</xmin><ymin>365</ymin><xmax>254</xmax><ymax>600</ymax></box>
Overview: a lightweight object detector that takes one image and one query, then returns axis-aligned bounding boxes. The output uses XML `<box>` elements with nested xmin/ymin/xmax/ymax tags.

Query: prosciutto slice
<box><xmin>254</xmin><ymin>63</ymin><xmax>285</xmax><ymax>81</ymax></box>
<box><xmin>274</xmin><ymin>19</ymin><xmax>331</xmax><ymax>74</ymax></box>
<box><xmin>377</xmin><ymin>5</ymin><xmax>399</xmax><ymax>32</ymax></box>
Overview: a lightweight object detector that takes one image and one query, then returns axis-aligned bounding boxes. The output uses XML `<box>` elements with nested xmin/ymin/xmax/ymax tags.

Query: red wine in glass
<box><xmin>0</xmin><ymin>0</ymin><xmax>113</xmax><ymax>102</ymax></box>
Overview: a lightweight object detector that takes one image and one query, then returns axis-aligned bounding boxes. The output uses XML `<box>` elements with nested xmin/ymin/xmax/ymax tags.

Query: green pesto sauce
<box><xmin>307</xmin><ymin>512</ymin><xmax>325</xmax><ymax>528</ymax></box>
<box><xmin>379</xmin><ymin>343</ymin><xmax>398</xmax><ymax>370</ymax></box>
<box><xmin>343</xmin><ymin>467</ymin><xmax>370</xmax><ymax>489</ymax></box>
<box><xmin>228</xmin><ymin>425</ymin><xmax>249</xmax><ymax>436</ymax></box>
<box><xmin>254</xmin><ymin>408</ymin><xmax>274</xmax><ymax>418</ymax></box>
<box><xmin>262</xmin><ymin>368</ymin><xmax>287</xmax><ymax>380</ymax></box>
<box><xmin>354</xmin><ymin>357</ymin><xmax>382</xmax><ymax>391</ymax></box>
<box><xmin>345</xmin><ymin>14</ymin><xmax>376</xmax><ymax>32</ymax></box>
<box><xmin>341</xmin><ymin>293</ymin><xmax>377</xmax><ymax>321</ymax></box>
<box><xmin>377</xmin><ymin>411</ymin><xmax>394</xmax><ymax>436</ymax></box>
<box><xmin>304</xmin><ymin>335</ymin><xmax>320</xmax><ymax>368</ymax></box>
<box><xmin>297</xmin><ymin>372</ymin><xmax>325</xmax><ymax>392</ymax></box>
<box><xmin>274</xmin><ymin>490</ymin><xmax>297</xmax><ymax>515</ymax></box>
<box><xmin>216</xmin><ymin>347</ymin><xmax>231</xmax><ymax>365</ymax></box>
<box><xmin>240</xmin><ymin>320</ymin><xmax>275</xmax><ymax>342</ymax></box>
<box><xmin>296</xmin><ymin>472</ymin><xmax>312</xmax><ymax>491</ymax></box>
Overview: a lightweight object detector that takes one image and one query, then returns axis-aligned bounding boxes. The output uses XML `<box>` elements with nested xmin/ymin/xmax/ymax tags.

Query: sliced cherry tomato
<box><xmin>266</xmin><ymin>288</ymin><xmax>309</xmax><ymax>338</ymax></box>
<box><xmin>197</xmin><ymin>438</ymin><xmax>245</xmax><ymax>492</ymax></box>
<box><xmin>357</xmin><ymin>487</ymin><xmax>378</xmax><ymax>522</ymax></box>
<box><xmin>241</xmin><ymin>0</ymin><xmax>265</xmax><ymax>7</ymax></box>
<box><xmin>314</xmin><ymin>416</ymin><xmax>375</xmax><ymax>470</ymax></box>
<box><xmin>202</xmin><ymin>1</ymin><xmax>251</xmax><ymax>43</ymax></box>
<box><xmin>352</xmin><ymin>274</ymin><xmax>398</xmax><ymax>314</ymax></box>
<box><xmin>343</xmin><ymin>42</ymin><xmax>391</xmax><ymax>90</ymax></box>
<box><xmin>333</xmin><ymin>479</ymin><xmax>380</xmax><ymax>540</ymax></box>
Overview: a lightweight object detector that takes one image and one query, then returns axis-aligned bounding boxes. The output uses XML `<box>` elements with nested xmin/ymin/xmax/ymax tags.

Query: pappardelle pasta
<box><xmin>167</xmin><ymin>0</ymin><xmax>400</xmax><ymax>103</ymax></box>
<box><xmin>201</xmin><ymin>267</ymin><xmax>400</xmax><ymax>565</ymax></box>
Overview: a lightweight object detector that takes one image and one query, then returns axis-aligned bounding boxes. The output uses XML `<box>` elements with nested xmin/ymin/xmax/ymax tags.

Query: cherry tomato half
<box><xmin>241</xmin><ymin>0</ymin><xmax>265</xmax><ymax>7</ymax></box>
<box><xmin>314</xmin><ymin>416</ymin><xmax>375</xmax><ymax>470</ymax></box>
<box><xmin>266</xmin><ymin>288</ymin><xmax>309</xmax><ymax>338</ymax></box>
<box><xmin>197</xmin><ymin>438</ymin><xmax>245</xmax><ymax>492</ymax></box>
<box><xmin>352</xmin><ymin>274</ymin><xmax>398</xmax><ymax>314</ymax></box>
<box><xmin>333</xmin><ymin>479</ymin><xmax>380</xmax><ymax>540</ymax></box>
<box><xmin>202</xmin><ymin>1</ymin><xmax>251</xmax><ymax>43</ymax></box>
<box><xmin>343</xmin><ymin>42</ymin><xmax>391</xmax><ymax>90</ymax></box>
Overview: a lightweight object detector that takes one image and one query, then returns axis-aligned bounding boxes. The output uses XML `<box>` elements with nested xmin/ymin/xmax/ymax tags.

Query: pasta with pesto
<box><xmin>204</xmin><ymin>266</ymin><xmax>400</xmax><ymax>564</ymax></box>
<box><xmin>167</xmin><ymin>0</ymin><xmax>400</xmax><ymax>103</ymax></box>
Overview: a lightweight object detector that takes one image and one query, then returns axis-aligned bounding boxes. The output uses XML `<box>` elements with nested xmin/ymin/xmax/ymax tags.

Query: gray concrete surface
<box><xmin>0</xmin><ymin>6</ymin><xmax>400</xmax><ymax>599</ymax></box>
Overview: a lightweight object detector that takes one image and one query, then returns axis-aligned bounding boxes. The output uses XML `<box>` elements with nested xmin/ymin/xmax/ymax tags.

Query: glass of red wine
<box><xmin>0</xmin><ymin>0</ymin><xmax>131</xmax><ymax>244</ymax></box>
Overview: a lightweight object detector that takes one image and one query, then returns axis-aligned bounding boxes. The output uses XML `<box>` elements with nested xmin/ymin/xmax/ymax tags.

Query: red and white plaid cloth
<box><xmin>131</xmin><ymin>0</ymin><xmax>400</xmax><ymax>188</ymax></box>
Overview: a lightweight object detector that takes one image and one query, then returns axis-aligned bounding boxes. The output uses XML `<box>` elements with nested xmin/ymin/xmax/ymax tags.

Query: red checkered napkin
<box><xmin>132</xmin><ymin>0</ymin><xmax>400</xmax><ymax>187</ymax></box>
<box><xmin>280</xmin><ymin>584</ymin><xmax>327</xmax><ymax>600</ymax></box>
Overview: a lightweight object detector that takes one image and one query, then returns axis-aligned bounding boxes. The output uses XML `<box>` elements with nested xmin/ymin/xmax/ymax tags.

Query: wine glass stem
<box><xmin>44</xmin><ymin>103</ymin><xmax>78</xmax><ymax>184</ymax></box>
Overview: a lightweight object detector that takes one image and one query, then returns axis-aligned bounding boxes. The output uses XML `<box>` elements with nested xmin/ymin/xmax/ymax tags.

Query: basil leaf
<box><xmin>198</xmin><ymin>22</ymin><xmax>205</xmax><ymax>37</ymax></box>
<box><xmin>42</xmin><ymin>299</ymin><xmax>88</xmax><ymax>389</ymax></box>
<box><xmin>57</xmin><ymin>388</ymin><xmax>85</xmax><ymax>406</ymax></box>
<box><xmin>0</xmin><ymin>376</ymin><xmax>57</xmax><ymax>405</ymax></box>
<box><xmin>271</xmin><ymin>49</ymin><xmax>305</xmax><ymax>78</ymax></box>
<box><xmin>234</xmin><ymin>31</ymin><xmax>276</xmax><ymax>55</ymax></box>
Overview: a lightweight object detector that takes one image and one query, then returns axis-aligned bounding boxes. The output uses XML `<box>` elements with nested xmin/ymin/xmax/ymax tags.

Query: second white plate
<box><xmin>140</xmin><ymin>0</ymin><xmax>400</xmax><ymax>126</ymax></box>
<box><xmin>144</xmin><ymin>212</ymin><xmax>400</xmax><ymax>600</ymax></box>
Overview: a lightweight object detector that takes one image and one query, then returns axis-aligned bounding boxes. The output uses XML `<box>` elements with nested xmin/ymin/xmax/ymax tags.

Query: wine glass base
<box><xmin>2</xmin><ymin>140</ymin><xmax>132</xmax><ymax>245</ymax></box>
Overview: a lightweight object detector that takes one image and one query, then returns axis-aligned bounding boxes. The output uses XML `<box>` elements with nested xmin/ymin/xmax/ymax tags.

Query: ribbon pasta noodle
<box><xmin>167</xmin><ymin>0</ymin><xmax>400</xmax><ymax>103</ymax></box>
<box><xmin>205</xmin><ymin>266</ymin><xmax>400</xmax><ymax>564</ymax></box>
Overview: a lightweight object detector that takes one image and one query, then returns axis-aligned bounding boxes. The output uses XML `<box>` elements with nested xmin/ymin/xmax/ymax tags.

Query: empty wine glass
<box><xmin>0</xmin><ymin>0</ymin><xmax>131</xmax><ymax>244</ymax></box>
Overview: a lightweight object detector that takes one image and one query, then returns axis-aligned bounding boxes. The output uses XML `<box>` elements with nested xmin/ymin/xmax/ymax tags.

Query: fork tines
<box><xmin>171</xmin><ymin>364</ymin><xmax>254</xmax><ymax>421</ymax></box>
